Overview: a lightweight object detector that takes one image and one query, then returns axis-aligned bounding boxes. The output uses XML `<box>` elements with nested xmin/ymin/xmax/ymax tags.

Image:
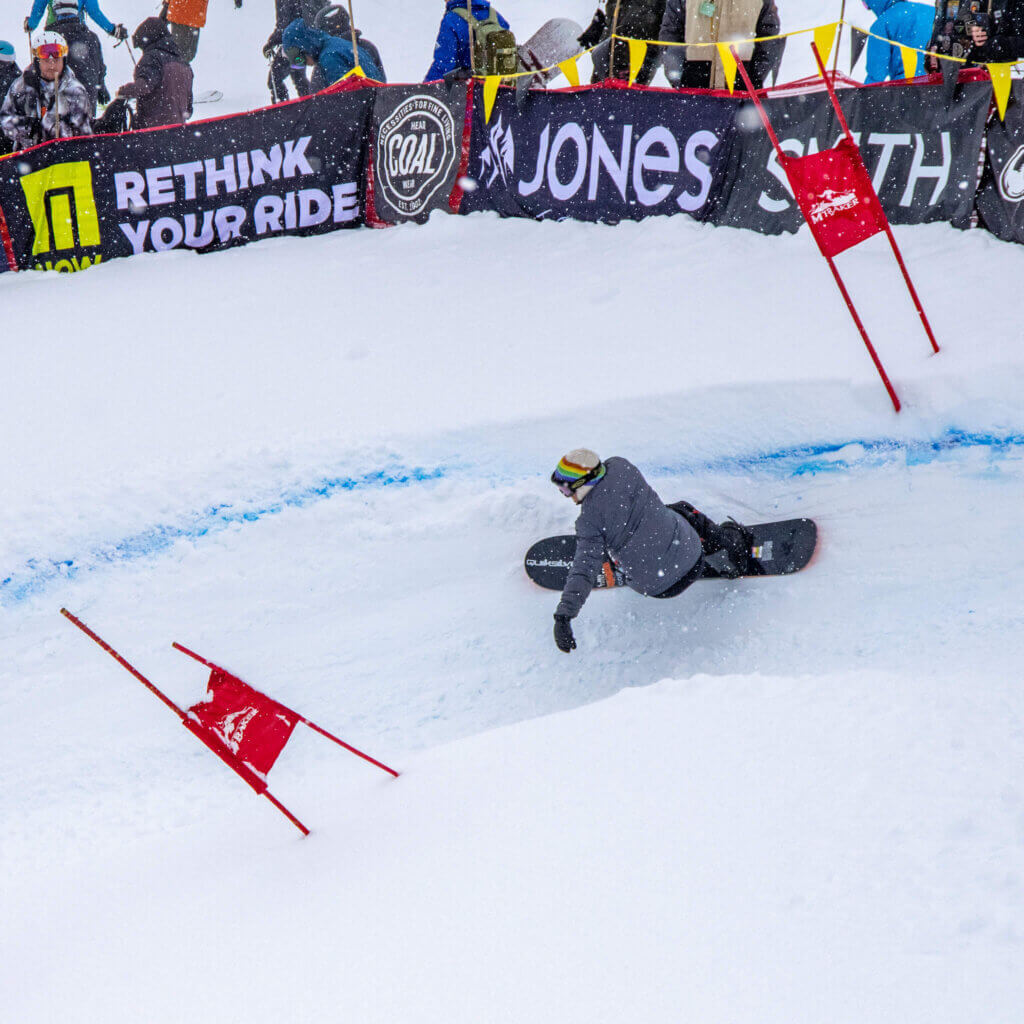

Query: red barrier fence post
<box><xmin>60</xmin><ymin>609</ymin><xmax>310</xmax><ymax>836</ymax></box>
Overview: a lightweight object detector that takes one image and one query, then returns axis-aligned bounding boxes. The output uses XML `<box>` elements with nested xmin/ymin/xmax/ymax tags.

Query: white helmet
<box><xmin>32</xmin><ymin>31</ymin><xmax>69</xmax><ymax>59</ymax></box>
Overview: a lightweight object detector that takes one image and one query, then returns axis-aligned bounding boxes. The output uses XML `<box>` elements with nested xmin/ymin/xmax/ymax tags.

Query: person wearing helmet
<box><xmin>280</xmin><ymin>17</ymin><xmax>385</xmax><ymax>86</ymax></box>
<box><xmin>549</xmin><ymin>450</ymin><xmax>759</xmax><ymax>653</ymax></box>
<box><xmin>25</xmin><ymin>0</ymin><xmax>127</xmax><ymax>42</ymax></box>
<box><xmin>51</xmin><ymin>0</ymin><xmax>108</xmax><ymax>114</ymax></box>
<box><xmin>1</xmin><ymin>31</ymin><xmax>93</xmax><ymax>151</ymax></box>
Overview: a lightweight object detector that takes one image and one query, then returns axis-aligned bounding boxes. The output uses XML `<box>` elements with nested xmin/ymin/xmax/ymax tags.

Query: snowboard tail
<box><xmin>524</xmin><ymin>518</ymin><xmax>817</xmax><ymax>592</ymax></box>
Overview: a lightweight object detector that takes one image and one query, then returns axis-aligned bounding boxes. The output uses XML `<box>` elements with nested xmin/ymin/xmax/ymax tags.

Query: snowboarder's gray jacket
<box><xmin>0</xmin><ymin>63</ymin><xmax>92</xmax><ymax>152</ymax></box>
<box><xmin>556</xmin><ymin>457</ymin><xmax>703</xmax><ymax>618</ymax></box>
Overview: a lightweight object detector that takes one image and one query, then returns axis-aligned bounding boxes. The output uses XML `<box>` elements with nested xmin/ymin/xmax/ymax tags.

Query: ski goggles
<box><xmin>35</xmin><ymin>43</ymin><xmax>68</xmax><ymax>60</ymax></box>
<box><xmin>282</xmin><ymin>46</ymin><xmax>305</xmax><ymax>68</ymax></box>
<box><xmin>551</xmin><ymin>464</ymin><xmax>603</xmax><ymax>496</ymax></box>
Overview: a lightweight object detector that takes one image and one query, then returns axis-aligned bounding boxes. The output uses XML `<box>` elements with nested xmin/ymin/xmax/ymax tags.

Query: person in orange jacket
<box><xmin>161</xmin><ymin>0</ymin><xmax>242</xmax><ymax>64</ymax></box>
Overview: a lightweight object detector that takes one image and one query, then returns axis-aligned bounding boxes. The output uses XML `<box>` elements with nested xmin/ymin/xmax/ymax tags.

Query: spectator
<box><xmin>425</xmin><ymin>0</ymin><xmax>511</xmax><ymax>81</ymax></box>
<box><xmin>928</xmin><ymin>0</ymin><xmax>1024</xmax><ymax>66</ymax></box>
<box><xmin>51</xmin><ymin>0</ymin><xmax>108</xmax><ymax>113</ymax></box>
<box><xmin>659</xmin><ymin>0</ymin><xmax>784</xmax><ymax>89</ymax></box>
<box><xmin>578</xmin><ymin>1</ymin><xmax>666</xmax><ymax>85</ymax></box>
<box><xmin>1</xmin><ymin>31</ymin><xmax>93</xmax><ymax>151</ymax></box>
<box><xmin>160</xmin><ymin>0</ymin><xmax>243</xmax><ymax>66</ymax></box>
<box><xmin>116</xmin><ymin>18</ymin><xmax>193</xmax><ymax>128</ymax></box>
<box><xmin>263</xmin><ymin>0</ymin><xmax>321</xmax><ymax>101</ymax></box>
<box><xmin>0</xmin><ymin>41</ymin><xmax>20</xmax><ymax>102</ymax></box>
<box><xmin>25</xmin><ymin>0</ymin><xmax>126</xmax><ymax>42</ymax></box>
<box><xmin>861</xmin><ymin>0</ymin><xmax>933</xmax><ymax>82</ymax></box>
<box><xmin>313</xmin><ymin>4</ymin><xmax>385</xmax><ymax>85</ymax></box>
<box><xmin>281</xmin><ymin>17</ymin><xmax>385</xmax><ymax>86</ymax></box>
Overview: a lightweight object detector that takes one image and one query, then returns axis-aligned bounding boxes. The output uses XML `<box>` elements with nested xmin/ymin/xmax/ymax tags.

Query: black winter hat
<box><xmin>133</xmin><ymin>17</ymin><xmax>169</xmax><ymax>50</ymax></box>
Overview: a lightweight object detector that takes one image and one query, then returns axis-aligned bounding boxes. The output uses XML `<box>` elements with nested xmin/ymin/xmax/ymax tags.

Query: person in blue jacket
<box><xmin>281</xmin><ymin>17</ymin><xmax>384</xmax><ymax>85</ymax></box>
<box><xmin>25</xmin><ymin>0</ymin><xmax>127</xmax><ymax>40</ymax></box>
<box><xmin>425</xmin><ymin>0</ymin><xmax>511</xmax><ymax>81</ymax></box>
<box><xmin>861</xmin><ymin>0</ymin><xmax>933</xmax><ymax>82</ymax></box>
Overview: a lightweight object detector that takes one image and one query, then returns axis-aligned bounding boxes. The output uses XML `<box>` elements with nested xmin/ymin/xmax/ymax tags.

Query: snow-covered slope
<box><xmin>3</xmin><ymin>4</ymin><xmax>1023</xmax><ymax>1023</ymax></box>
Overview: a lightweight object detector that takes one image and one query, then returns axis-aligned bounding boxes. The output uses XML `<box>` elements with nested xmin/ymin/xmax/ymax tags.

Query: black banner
<box><xmin>976</xmin><ymin>84</ymin><xmax>1024</xmax><ymax>243</ymax></box>
<box><xmin>368</xmin><ymin>82</ymin><xmax>467</xmax><ymax>225</ymax></box>
<box><xmin>460</xmin><ymin>83</ymin><xmax>742</xmax><ymax>223</ymax></box>
<box><xmin>720</xmin><ymin>80</ymin><xmax>992</xmax><ymax>234</ymax></box>
<box><xmin>0</xmin><ymin>84</ymin><xmax>374</xmax><ymax>273</ymax></box>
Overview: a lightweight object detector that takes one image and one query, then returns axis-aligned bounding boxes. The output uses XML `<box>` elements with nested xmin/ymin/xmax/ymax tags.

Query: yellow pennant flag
<box><xmin>813</xmin><ymin>22</ymin><xmax>839</xmax><ymax>70</ymax></box>
<box><xmin>342</xmin><ymin>65</ymin><xmax>365</xmax><ymax>80</ymax></box>
<box><xmin>899</xmin><ymin>45</ymin><xmax>917</xmax><ymax>80</ymax></box>
<box><xmin>628</xmin><ymin>39</ymin><xmax>647</xmax><ymax>85</ymax></box>
<box><xmin>717</xmin><ymin>43</ymin><xmax>738</xmax><ymax>94</ymax></box>
<box><xmin>558</xmin><ymin>57</ymin><xmax>580</xmax><ymax>88</ymax></box>
<box><xmin>989</xmin><ymin>62</ymin><xmax>1013</xmax><ymax>120</ymax></box>
<box><xmin>483</xmin><ymin>75</ymin><xmax>501</xmax><ymax>124</ymax></box>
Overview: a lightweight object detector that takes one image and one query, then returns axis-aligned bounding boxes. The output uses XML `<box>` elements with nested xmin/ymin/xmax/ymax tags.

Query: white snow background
<box><xmin>3</xmin><ymin>1</ymin><xmax>1024</xmax><ymax>1021</ymax></box>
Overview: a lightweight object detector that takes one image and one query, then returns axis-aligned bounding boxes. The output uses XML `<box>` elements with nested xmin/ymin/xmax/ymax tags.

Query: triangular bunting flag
<box><xmin>343</xmin><ymin>65</ymin><xmax>365</xmax><ymax>80</ymax></box>
<box><xmin>850</xmin><ymin>27</ymin><xmax>867</xmax><ymax>70</ymax></box>
<box><xmin>717</xmin><ymin>42</ymin><xmax>738</xmax><ymax>94</ymax></box>
<box><xmin>899</xmin><ymin>45</ymin><xmax>917</xmax><ymax>80</ymax></box>
<box><xmin>628</xmin><ymin>39</ymin><xmax>647</xmax><ymax>85</ymax></box>
<box><xmin>483</xmin><ymin>75</ymin><xmax>501</xmax><ymax>123</ymax></box>
<box><xmin>558</xmin><ymin>57</ymin><xmax>580</xmax><ymax>88</ymax></box>
<box><xmin>989</xmin><ymin>63</ymin><xmax>1013</xmax><ymax>120</ymax></box>
<box><xmin>814</xmin><ymin>22</ymin><xmax>839</xmax><ymax>70</ymax></box>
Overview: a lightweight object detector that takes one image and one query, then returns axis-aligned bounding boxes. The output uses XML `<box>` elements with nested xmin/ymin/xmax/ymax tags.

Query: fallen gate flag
<box><xmin>783</xmin><ymin>138</ymin><xmax>887</xmax><ymax>257</ymax></box>
<box><xmin>187</xmin><ymin>667</ymin><xmax>300</xmax><ymax>779</ymax></box>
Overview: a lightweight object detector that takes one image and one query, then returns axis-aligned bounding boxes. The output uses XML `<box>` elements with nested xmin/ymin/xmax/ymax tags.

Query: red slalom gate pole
<box><xmin>61</xmin><ymin>610</ymin><xmax>310</xmax><ymax>836</ymax></box>
<box><xmin>173</xmin><ymin>642</ymin><xmax>400</xmax><ymax>779</ymax></box>
<box><xmin>731</xmin><ymin>48</ymin><xmax>902</xmax><ymax>412</ymax></box>
<box><xmin>809</xmin><ymin>41</ymin><xmax>939</xmax><ymax>354</ymax></box>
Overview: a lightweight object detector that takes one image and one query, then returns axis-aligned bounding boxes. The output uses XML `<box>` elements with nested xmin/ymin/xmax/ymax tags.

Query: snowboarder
<box><xmin>425</xmin><ymin>0</ymin><xmax>513</xmax><ymax>81</ymax></box>
<box><xmin>115</xmin><ymin>18</ymin><xmax>193</xmax><ymax>129</ymax></box>
<box><xmin>658</xmin><ymin>0</ymin><xmax>784</xmax><ymax>90</ymax></box>
<box><xmin>549</xmin><ymin>449</ymin><xmax>759</xmax><ymax>653</ymax></box>
<box><xmin>280</xmin><ymin>17</ymin><xmax>385</xmax><ymax>85</ymax></box>
<box><xmin>1</xmin><ymin>31</ymin><xmax>93</xmax><ymax>151</ymax></box>
<box><xmin>51</xmin><ymin>0</ymin><xmax>108</xmax><ymax>114</ymax></box>
<box><xmin>24</xmin><ymin>0</ymin><xmax>127</xmax><ymax>42</ymax></box>
<box><xmin>860</xmin><ymin>0</ymin><xmax>933</xmax><ymax>82</ymax></box>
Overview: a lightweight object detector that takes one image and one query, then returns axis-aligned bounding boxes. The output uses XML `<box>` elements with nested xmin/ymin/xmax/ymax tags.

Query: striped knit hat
<box><xmin>551</xmin><ymin>449</ymin><xmax>606</xmax><ymax>500</ymax></box>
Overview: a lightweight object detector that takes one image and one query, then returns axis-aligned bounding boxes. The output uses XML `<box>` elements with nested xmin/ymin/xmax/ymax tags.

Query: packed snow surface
<box><xmin>3</xmin><ymin>3</ymin><xmax>1024</xmax><ymax>1022</ymax></box>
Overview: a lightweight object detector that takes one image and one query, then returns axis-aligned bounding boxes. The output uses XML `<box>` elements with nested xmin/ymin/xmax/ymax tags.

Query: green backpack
<box><xmin>453</xmin><ymin>6</ymin><xmax>519</xmax><ymax>76</ymax></box>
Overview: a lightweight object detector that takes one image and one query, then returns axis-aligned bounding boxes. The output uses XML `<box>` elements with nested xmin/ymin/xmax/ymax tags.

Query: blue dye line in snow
<box><xmin>3</xmin><ymin>428</ymin><xmax>1022</xmax><ymax>607</ymax></box>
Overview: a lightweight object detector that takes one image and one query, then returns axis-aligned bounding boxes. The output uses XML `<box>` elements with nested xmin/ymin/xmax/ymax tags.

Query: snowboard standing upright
<box><xmin>524</xmin><ymin>517</ymin><xmax>817</xmax><ymax>591</ymax></box>
<box><xmin>517</xmin><ymin>18</ymin><xmax>584</xmax><ymax>88</ymax></box>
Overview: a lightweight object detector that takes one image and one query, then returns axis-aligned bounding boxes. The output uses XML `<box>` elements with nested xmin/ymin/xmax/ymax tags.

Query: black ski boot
<box><xmin>716</xmin><ymin>518</ymin><xmax>763</xmax><ymax>578</ymax></box>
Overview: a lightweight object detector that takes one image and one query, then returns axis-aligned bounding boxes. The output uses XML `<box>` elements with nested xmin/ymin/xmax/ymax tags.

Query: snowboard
<box><xmin>524</xmin><ymin>518</ymin><xmax>817</xmax><ymax>591</ymax></box>
<box><xmin>195</xmin><ymin>90</ymin><xmax>223</xmax><ymax>104</ymax></box>
<box><xmin>517</xmin><ymin>18</ymin><xmax>584</xmax><ymax>88</ymax></box>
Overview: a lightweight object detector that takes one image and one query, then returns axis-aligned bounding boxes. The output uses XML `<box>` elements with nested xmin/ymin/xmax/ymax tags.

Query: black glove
<box><xmin>113</xmin><ymin>24</ymin><xmax>128</xmax><ymax>41</ymax></box>
<box><xmin>24</xmin><ymin>17</ymin><xmax>31</xmax><ymax>33</ymax></box>
<box><xmin>97</xmin><ymin>83</ymin><xmax>111</xmax><ymax>105</ymax></box>
<box><xmin>235</xmin><ymin>0</ymin><xmax>243</xmax><ymax>7</ymax></box>
<box><xmin>578</xmin><ymin>8</ymin><xmax>607</xmax><ymax>49</ymax></box>
<box><xmin>553</xmin><ymin>614</ymin><xmax>576</xmax><ymax>653</ymax></box>
<box><xmin>262</xmin><ymin>41</ymin><xmax>276</xmax><ymax>59</ymax></box>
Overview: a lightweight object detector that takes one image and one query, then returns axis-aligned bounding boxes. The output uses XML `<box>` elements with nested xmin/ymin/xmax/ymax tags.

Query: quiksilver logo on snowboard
<box><xmin>998</xmin><ymin>145</ymin><xmax>1024</xmax><ymax>203</ymax></box>
<box><xmin>376</xmin><ymin>95</ymin><xmax>457</xmax><ymax>217</ymax></box>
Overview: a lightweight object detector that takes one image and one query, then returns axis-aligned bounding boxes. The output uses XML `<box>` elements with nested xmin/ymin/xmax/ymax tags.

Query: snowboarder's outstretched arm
<box><xmin>555</xmin><ymin>520</ymin><xmax>605</xmax><ymax>620</ymax></box>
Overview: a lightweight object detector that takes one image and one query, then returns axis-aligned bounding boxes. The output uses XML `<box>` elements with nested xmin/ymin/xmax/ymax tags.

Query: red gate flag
<box><xmin>187</xmin><ymin>667</ymin><xmax>300</xmax><ymax>779</ymax></box>
<box><xmin>782</xmin><ymin>138</ymin><xmax>889</xmax><ymax>258</ymax></box>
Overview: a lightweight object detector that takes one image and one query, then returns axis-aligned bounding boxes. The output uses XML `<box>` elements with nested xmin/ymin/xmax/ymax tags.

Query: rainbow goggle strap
<box><xmin>551</xmin><ymin>458</ymin><xmax>606</xmax><ymax>494</ymax></box>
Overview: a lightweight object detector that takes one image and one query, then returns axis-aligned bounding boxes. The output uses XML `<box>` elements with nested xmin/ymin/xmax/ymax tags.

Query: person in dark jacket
<box><xmin>425</xmin><ymin>0</ymin><xmax>511</xmax><ymax>81</ymax></box>
<box><xmin>1</xmin><ymin>31</ymin><xmax>93</xmax><ymax>151</ymax></box>
<box><xmin>52</xmin><ymin>0</ymin><xmax>108</xmax><ymax>113</ymax></box>
<box><xmin>578</xmin><ymin>1</ymin><xmax>666</xmax><ymax>85</ymax></box>
<box><xmin>281</xmin><ymin>17</ymin><xmax>385</xmax><ymax>85</ymax></box>
<box><xmin>0</xmin><ymin>41</ymin><xmax>20</xmax><ymax>102</ymax></box>
<box><xmin>263</xmin><ymin>0</ymin><xmax>320</xmax><ymax>100</ymax></box>
<box><xmin>116</xmin><ymin>17</ymin><xmax>193</xmax><ymax>128</ymax></box>
<box><xmin>659</xmin><ymin>0</ymin><xmax>784</xmax><ymax>89</ymax></box>
<box><xmin>929</xmin><ymin>0</ymin><xmax>1024</xmax><ymax>65</ymax></box>
<box><xmin>549</xmin><ymin>450</ymin><xmax>759</xmax><ymax>653</ymax></box>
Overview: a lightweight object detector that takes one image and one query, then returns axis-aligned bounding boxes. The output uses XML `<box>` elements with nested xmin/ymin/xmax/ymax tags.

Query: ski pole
<box><xmin>346</xmin><ymin>0</ymin><xmax>362</xmax><ymax>75</ymax></box>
